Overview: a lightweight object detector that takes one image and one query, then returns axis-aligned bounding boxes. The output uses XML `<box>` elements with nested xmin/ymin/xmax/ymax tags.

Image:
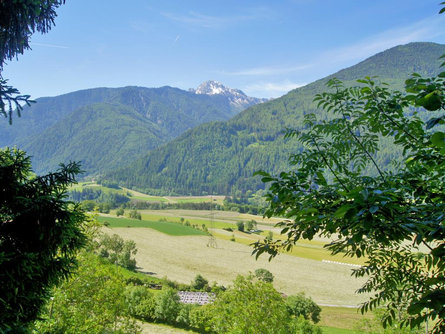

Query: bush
<box><xmin>285</xmin><ymin>293</ymin><xmax>321</xmax><ymax>323</ymax></box>
<box><xmin>288</xmin><ymin>316</ymin><xmax>323</xmax><ymax>334</ymax></box>
<box><xmin>255</xmin><ymin>268</ymin><xmax>274</xmax><ymax>283</ymax></box>
<box><xmin>192</xmin><ymin>274</ymin><xmax>209</xmax><ymax>291</ymax></box>
<box><xmin>125</xmin><ymin>285</ymin><xmax>156</xmax><ymax>322</ymax></box>
<box><xmin>116</xmin><ymin>207</ymin><xmax>124</xmax><ymax>216</ymax></box>
<box><xmin>176</xmin><ymin>304</ymin><xmax>197</xmax><ymax>327</ymax></box>
<box><xmin>32</xmin><ymin>252</ymin><xmax>140</xmax><ymax>334</ymax></box>
<box><xmin>154</xmin><ymin>288</ymin><xmax>181</xmax><ymax>324</ymax></box>
<box><xmin>212</xmin><ymin>275</ymin><xmax>292</xmax><ymax>333</ymax></box>
<box><xmin>94</xmin><ymin>233</ymin><xmax>138</xmax><ymax>271</ymax></box>
<box><xmin>129</xmin><ymin>209</ymin><xmax>142</xmax><ymax>220</ymax></box>
<box><xmin>189</xmin><ymin>304</ymin><xmax>215</xmax><ymax>333</ymax></box>
<box><xmin>236</xmin><ymin>221</ymin><xmax>244</xmax><ymax>232</ymax></box>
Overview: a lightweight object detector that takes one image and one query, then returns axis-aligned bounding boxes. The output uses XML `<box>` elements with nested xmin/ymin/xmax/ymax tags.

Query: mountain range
<box><xmin>0</xmin><ymin>82</ymin><xmax>265</xmax><ymax>174</ymax></box>
<box><xmin>190</xmin><ymin>80</ymin><xmax>268</xmax><ymax>111</ymax></box>
<box><xmin>2</xmin><ymin>42</ymin><xmax>444</xmax><ymax>195</ymax></box>
<box><xmin>104</xmin><ymin>42</ymin><xmax>445</xmax><ymax>195</ymax></box>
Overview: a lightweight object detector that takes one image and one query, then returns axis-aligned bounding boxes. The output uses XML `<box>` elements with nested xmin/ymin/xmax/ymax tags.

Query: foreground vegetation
<box><xmin>32</xmin><ymin>249</ymin><xmax>323</xmax><ymax>333</ymax></box>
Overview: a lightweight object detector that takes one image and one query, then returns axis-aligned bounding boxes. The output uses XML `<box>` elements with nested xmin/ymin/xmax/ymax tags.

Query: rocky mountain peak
<box><xmin>190</xmin><ymin>80</ymin><xmax>268</xmax><ymax>111</ymax></box>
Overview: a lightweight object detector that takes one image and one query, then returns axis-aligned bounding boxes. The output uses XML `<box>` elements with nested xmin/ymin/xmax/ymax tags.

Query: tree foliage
<box><xmin>94</xmin><ymin>233</ymin><xmax>138</xmax><ymax>271</ymax></box>
<box><xmin>253</xmin><ymin>68</ymin><xmax>444</xmax><ymax>332</ymax></box>
<box><xmin>0</xmin><ymin>148</ymin><xmax>86</xmax><ymax>332</ymax></box>
<box><xmin>285</xmin><ymin>293</ymin><xmax>321</xmax><ymax>323</ymax></box>
<box><xmin>254</xmin><ymin>268</ymin><xmax>274</xmax><ymax>283</ymax></box>
<box><xmin>33</xmin><ymin>251</ymin><xmax>140</xmax><ymax>334</ymax></box>
<box><xmin>191</xmin><ymin>274</ymin><xmax>209</xmax><ymax>291</ymax></box>
<box><xmin>0</xmin><ymin>0</ymin><xmax>67</xmax><ymax>122</ymax></box>
<box><xmin>211</xmin><ymin>275</ymin><xmax>319</xmax><ymax>334</ymax></box>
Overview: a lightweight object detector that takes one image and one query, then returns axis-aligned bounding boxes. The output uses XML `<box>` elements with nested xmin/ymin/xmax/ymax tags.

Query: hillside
<box><xmin>0</xmin><ymin>84</ymin><xmax>264</xmax><ymax>174</ymax></box>
<box><xmin>105</xmin><ymin>42</ymin><xmax>445</xmax><ymax>194</ymax></box>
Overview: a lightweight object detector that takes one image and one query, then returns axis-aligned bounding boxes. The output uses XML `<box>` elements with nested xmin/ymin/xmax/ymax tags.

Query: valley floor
<box><xmin>107</xmin><ymin>226</ymin><xmax>368</xmax><ymax>306</ymax></box>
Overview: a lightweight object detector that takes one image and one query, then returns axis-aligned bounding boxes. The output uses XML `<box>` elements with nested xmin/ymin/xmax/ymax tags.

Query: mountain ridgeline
<box><xmin>0</xmin><ymin>83</ymin><xmax>264</xmax><ymax>174</ymax></box>
<box><xmin>105</xmin><ymin>42</ymin><xmax>445</xmax><ymax>195</ymax></box>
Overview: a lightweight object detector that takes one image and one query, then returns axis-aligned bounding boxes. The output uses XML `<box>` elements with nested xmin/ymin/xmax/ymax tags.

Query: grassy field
<box><xmin>106</xmin><ymin>227</ymin><xmax>368</xmax><ymax>306</ymax></box>
<box><xmin>212</xmin><ymin>230</ymin><xmax>365</xmax><ymax>265</ymax></box>
<box><xmin>102</xmin><ymin>210</ymin><xmax>365</xmax><ymax>265</ymax></box>
<box><xmin>97</xmin><ymin>216</ymin><xmax>207</xmax><ymax>236</ymax></box>
<box><xmin>122</xmin><ymin>188</ymin><xmax>169</xmax><ymax>202</ymax></box>
<box><xmin>319</xmin><ymin>306</ymin><xmax>371</xmax><ymax>330</ymax></box>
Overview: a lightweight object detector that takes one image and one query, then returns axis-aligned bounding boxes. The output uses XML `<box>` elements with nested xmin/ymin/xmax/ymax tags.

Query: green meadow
<box><xmin>97</xmin><ymin>216</ymin><xmax>207</xmax><ymax>236</ymax></box>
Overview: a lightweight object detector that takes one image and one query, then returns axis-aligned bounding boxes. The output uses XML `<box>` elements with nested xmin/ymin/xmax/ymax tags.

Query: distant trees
<box><xmin>116</xmin><ymin>207</ymin><xmax>125</xmax><ymax>216</ymax></box>
<box><xmin>236</xmin><ymin>221</ymin><xmax>245</xmax><ymax>232</ymax></box>
<box><xmin>94</xmin><ymin>233</ymin><xmax>138</xmax><ymax>271</ymax></box>
<box><xmin>245</xmin><ymin>219</ymin><xmax>257</xmax><ymax>231</ymax></box>
<box><xmin>129</xmin><ymin>209</ymin><xmax>142</xmax><ymax>220</ymax></box>
<box><xmin>154</xmin><ymin>288</ymin><xmax>181</xmax><ymax>324</ymax></box>
<box><xmin>254</xmin><ymin>268</ymin><xmax>274</xmax><ymax>283</ymax></box>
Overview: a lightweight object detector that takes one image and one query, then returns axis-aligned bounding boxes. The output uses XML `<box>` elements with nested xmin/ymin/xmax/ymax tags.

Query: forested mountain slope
<box><xmin>0</xmin><ymin>84</ymin><xmax>261</xmax><ymax>174</ymax></box>
<box><xmin>105</xmin><ymin>42</ymin><xmax>445</xmax><ymax>195</ymax></box>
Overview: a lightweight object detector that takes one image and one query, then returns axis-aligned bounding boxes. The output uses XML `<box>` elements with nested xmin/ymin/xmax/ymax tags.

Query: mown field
<box><xmin>104</xmin><ymin>210</ymin><xmax>365</xmax><ymax>265</ymax></box>
<box><xmin>105</xmin><ymin>226</ymin><xmax>368</xmax><ymax>306</ymax></box>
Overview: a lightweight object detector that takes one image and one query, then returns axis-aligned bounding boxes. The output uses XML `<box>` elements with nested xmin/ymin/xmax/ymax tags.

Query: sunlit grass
<box><xmin>319</xmin><ymin>306</ymin><xmax>371</xmax><ymax>330</ymax></box>
<box><xmin>97</xmin><ymin>216</ymin><xmax>207</xmax><ymax>236</ymax></box>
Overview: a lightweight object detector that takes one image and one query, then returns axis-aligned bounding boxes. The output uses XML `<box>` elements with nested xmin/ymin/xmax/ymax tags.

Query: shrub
<box><xmin>129</xmin><ymin>209</ymin><xmax>141</xmax><ymax>220</ymax></box>
<box><xmin>125</xmin><ymin>285</ymin><xmax>156</xmax><ymax>322</ymax></box>
<box><xmin>189</xmin><ymin>304</ymin><xmax>215</xmax><ymax>333</ymax></box>
<box><xmin>255</xmin><ymin>268</ymin><xmax>274</xmax><ymax>283</ymax></box>
<box><xmin>116</xmin><ymin>207</ymin><xmax>124</xmax><ymax>216</ymax></box>
<box><xmin>285</xmin><ymin>293</ymin><xmax>321</xmax><ymax>323</ymax></box>
<box><xmin>236</xmin><ymin>221</ymin><xmax>244</xmax><ymax>232</ymax></box>
<box><xmin>212</xmin><ymin>275</ymin><xmax>292</xmax><ymax>333</ymax></box>
<box><xmin>192</xmin><ymin>274</ymin><xmax>209</xmax><ymax>291</ymax></box>
<box><xmin>154</xmin><ymin>288</ymin><xmax>181</xmax><ymax>324</ymax></box>
<box><xmin>176</xmin><ymin>304</ymin><xmax>197</xmax><ymax>327</ymax></box>
<box><xmin>94</xmin><ymin>233</ymin><xmax>138</xmax><ymax>271</ymax></box>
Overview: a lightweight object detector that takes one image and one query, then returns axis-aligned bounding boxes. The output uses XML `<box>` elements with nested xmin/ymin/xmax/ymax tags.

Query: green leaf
<box><xmin>416</xmin><ymin>91</ymin><xmax>442</xmax><ymax>111</ymax></box>
<box><xmin>369</xmin><ymin>205</ymin><xmax>378</xmax><ymax>214</ymax></box>
<box><xmin>334</xmin><ymin>204</ymin><xmax>354</xmax><ymax>218</ymax></box>
<box><xmin>426</xmin><ymin>116</ymin><xmax>445</xmax><ymax>129</ymax></box>
<box><xmin>431</xmin><ymin>132</ymin><xmax>445</xmax><ymax>148</ymax></box>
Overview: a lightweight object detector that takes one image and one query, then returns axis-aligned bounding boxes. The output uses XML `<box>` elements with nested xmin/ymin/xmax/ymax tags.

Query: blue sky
<box><xmin>3</xmin><ymin>0</ymin><xmax>445</xmax><ymax>98</ymax></box>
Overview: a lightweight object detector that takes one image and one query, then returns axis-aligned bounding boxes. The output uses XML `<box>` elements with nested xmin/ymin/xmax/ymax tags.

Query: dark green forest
<box><xmin>105</xmin><ymin>42</ymin><xmax>445</xmax><ymax>195</ymax></box>
<box><xmin>0</xmin><ymin>85</ymin><xmax>248</xmax><ymax>174</ymax></box>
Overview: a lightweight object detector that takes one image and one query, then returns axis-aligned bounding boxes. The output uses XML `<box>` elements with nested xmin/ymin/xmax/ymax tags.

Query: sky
<box><xmin>3</xmin><ymin>0</ymin><xmax>445</xmax><ymax>99</ymax></box>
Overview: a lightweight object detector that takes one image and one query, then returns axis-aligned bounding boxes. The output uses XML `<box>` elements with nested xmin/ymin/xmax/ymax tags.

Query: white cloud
<box><xmin>244</xmin><ymin>80</ymin><xmax>306</xmax><ymax>98</ymax></box>
<box><xmin>162</xmin><ymin>8</ymin><xmax>271</xmax><ymax>29</ymax></box>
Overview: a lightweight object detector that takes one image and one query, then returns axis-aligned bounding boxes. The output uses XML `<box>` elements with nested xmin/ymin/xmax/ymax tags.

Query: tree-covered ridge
<box><xmin>106</xmin><ymin>42</ymin><xmax>445</xmax><ymax>195</ymax></box>
<box><xmin>0</xmin><ymin>85</ymin><xmax>252</xmax><ymax>175</ymax></box>
<box><xmin>21</xmin><ymin>102</ymin><xmax>166</xmax><ymax>174</ymax></box>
